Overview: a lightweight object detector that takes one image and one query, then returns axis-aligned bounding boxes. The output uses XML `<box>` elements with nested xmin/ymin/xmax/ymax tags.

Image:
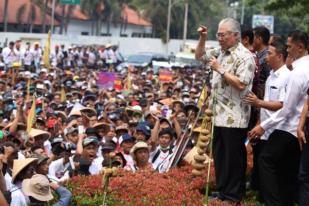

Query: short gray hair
<box><xmin>219</xmin><ymin>18</ymin><xmax>241</xmax><ymax>34</ymax></box>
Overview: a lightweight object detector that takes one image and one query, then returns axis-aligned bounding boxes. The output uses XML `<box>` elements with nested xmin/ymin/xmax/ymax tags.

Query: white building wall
<box><xmin>0</xmin><ymin>32</ymin><xmax>218</xmax><ymax>55</ymax></box>
<box><xmin>54</xmin><ymin>20</ymin><xmax>152</xmax><ymax>37</ymax></box>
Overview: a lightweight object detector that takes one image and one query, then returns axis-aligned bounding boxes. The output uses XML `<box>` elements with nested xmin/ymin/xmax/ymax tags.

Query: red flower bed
<box><xmin>68</xmin><ymin>164</ymin><xmax>216</xmax><ymax>206</ymax></box>
<box><xmin>68</xmin><ymin>149</ymin><xmax>253</xmax><ymax>206</ymax></box>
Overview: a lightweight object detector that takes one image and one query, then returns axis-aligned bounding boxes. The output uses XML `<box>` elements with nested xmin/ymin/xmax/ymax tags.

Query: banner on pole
<box><xmin>97</xmin><ymin>72</ymin><xmax>116</xmax><ymax>90</ymax></box>
<box><xmin>159</xmin><ymin>70</ymin><xmax>173</xmax><ymax>82</ymax></box>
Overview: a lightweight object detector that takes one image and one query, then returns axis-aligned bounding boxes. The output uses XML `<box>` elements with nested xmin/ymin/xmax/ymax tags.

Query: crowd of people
<box><xmin>0</xmin><ymin>17</ymin><xmax>307</xmax><ymax>206</ymax></box>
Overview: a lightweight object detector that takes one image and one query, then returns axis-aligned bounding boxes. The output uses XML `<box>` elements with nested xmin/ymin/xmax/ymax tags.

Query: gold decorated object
<box><xmin>191</xmin><ymin>108</ymin><xmax>213</xmax><ymax>176</ymax></box>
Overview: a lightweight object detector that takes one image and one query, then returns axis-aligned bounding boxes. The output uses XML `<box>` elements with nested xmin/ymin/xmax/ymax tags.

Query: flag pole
<box><xmin>204</xmin><ymin>90</ymin><xmax>216</xmax><ymax>205</ymax></box>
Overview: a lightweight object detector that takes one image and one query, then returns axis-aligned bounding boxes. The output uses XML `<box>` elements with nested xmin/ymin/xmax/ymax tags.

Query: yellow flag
<box><xmin>197</xmin><ymin>85</ymin><xmax>208</xmax><ymax>108</ymax></box>
<box><xmin>27</xmin><ymin>96</ymin><xmax>36</xmax><ymax>133</ymax></box>
<box><xmin>43</xmin><ymin>30</ymin><xmax>51</xmax><ymax>67</ymax></box>
<box><xmin>61</xmin><ymin>87</ymin><xmax>66</xmax><ymax>102</ymax></box>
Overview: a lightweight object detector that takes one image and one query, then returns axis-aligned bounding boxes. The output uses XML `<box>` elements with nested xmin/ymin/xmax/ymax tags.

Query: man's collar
<box><xmin>271</xmin><ymin>64</ymin><xmax>287</xmax><ymax>77</ymax></box>
<box><xmin>221</xmin><ymin>42</ymin><xmax>239</xmax><ymax>55</ymax></box>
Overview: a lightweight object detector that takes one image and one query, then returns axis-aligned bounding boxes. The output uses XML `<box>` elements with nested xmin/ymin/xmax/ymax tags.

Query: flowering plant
<box><xmin>68</xmin><ymin>148</ymin><xmax>254</xmax><ymax>206</ymax></box>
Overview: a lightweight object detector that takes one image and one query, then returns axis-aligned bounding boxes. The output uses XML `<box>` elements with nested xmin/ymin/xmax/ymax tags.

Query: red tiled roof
<box><xmin>122</xmin><ymin>5</ymin><xmax>151</xmax><ymax>27</ymax></box>
<box><xmin>0</xmin><ymin>1</ymin><xmax>151</xmax><ymax>27</ymax></box>
<box><xmin>0</xmin><ymin>0</ymin><xmax>60</xmax><ymax>25</ymax></box>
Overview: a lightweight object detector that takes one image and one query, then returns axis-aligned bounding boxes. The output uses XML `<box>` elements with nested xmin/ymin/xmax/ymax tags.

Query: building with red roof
<box><xmin>0</xmin><ymin>0</ymin><xmax>152</xmax><ymax>37</ymax></box>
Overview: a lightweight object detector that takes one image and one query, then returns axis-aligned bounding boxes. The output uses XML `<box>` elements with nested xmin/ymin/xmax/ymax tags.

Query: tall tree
<box><xmin>81</xmin><ymin>0</ymin><xmax>103</xmax><ymax>36</ymax></box>
<box><xmin>41</xmin><ymin>0</ymin><xmax>49</xmax><ymax>33</ymax></box>
<box><xmin>130</xmin><ymin>0</ymin><xmax>225</xmax><ymax>41</ymax></box>
<box><xmin>247</xmin><ymin>0</ymin><xmax>309</xmax><ymax>35</ymax></box>
<box><xmin>3</xmin><ymin>0</ymin><xmax>9</xmax><ymax>32</ymax></box>
<box><xmin>16</xmin><ymin>0</ymin><xmax>42</xmax><ymax>33</ymax></box>
<box><xmin>81</xmin><ymin>0</ymin><xmax>123</xmax><ymax>36</ymax></box>
<box><xmin>59</xmin><ymin>3</ymin><xmax>66</xmax><ymax>34</ymax></box>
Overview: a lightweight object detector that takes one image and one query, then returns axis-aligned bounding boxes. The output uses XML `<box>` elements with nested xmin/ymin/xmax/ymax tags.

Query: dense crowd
<box><xmin>0</xmin><ymin>17</ymin><xmax>307</xmax><ymax>206</ymax></box>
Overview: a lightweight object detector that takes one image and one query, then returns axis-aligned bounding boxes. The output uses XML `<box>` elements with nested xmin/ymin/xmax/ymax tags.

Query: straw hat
<box><xmin>29</xmin><ymin>128</ymin><xmax>51</xmax><ymax>140</ymax></box>
<box><xmin>172</xmin><ymin>99</ymin><xmax>184</xmax><ymax>108</ymax></box>
<box><xmin>4</xmin><ymin>122</ymin><xmax>27</xmax><ymax>131</ymax></box>
<box><xmin>126</xmin><ymin>106</ymin><xmax>143</xmax><ymax>117</ymax></box>
<box><xmin>93</xmin><ymin>122</ymin><xmax>110</xmax><ymax>131</ymax></box>
<box><xmin>80</xmin><ymin>107</ymin><xmax>97</xmax><ymax>117</ymax></box>
<box><xmin>105</xmin><ymin>43</ymin><xmax>113</xmax><ymax>48</ymax></box>
<box><xmin>12</xmin><ymin>158</ymin><xmax>37</xmax><ymax>182</ymax></box>
<box><xmin>55</xmin><ymin>111</ymin><xmax>67</xmax><ymax>122</ymax></box>
<box><xmin>130</xmin><ymin>141</ymin><xmax>149</xmax><ymax>160</ymax></box>
<box><xmin>22</xmin><ymin>174</ymin><xmax>53</xmax><ymax>202</ymax></box>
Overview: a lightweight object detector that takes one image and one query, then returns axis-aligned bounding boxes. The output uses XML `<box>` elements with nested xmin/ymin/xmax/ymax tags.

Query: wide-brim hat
<box><xmin>22</xmin><ymin>174</ymin><xmax>53</xmax><ymax>202</ymax></box>
<box><xmin>80</xmin><ymin>107</ymin><xmax>97</xmax><ymax>117</ymax></box>
<box><xmin>12</xmin><ymin>158</ymin><xmax>37</xmax><ymax>182</ymax></box>
<box><xmin>130</xmin><ymin>141</ymin><xmax>149</xmax><ymax>160</ymax></box>
<box><xmin>93</xmin><ymin>122</ymin><xmax>110</xmax><ymax>131</ymax></box>
<box><xmin>115</xmin><ymin>124</ymin><xmax>129</xmax><ymax>133</ymax></box>
<box><xmin>29</xmin><ymin>154</ymin><xmax>49</xmax><ymax>165</ymax></box>
<box><xmin>5</xmin><ymin>122</ymin><xmax>27</xmax><ymax>131</ymax></box>
<box><xmin>55</xmin><ymin>111</ymin><xmax>67</xmax><ymax>122</ymax></box>
<box><xmin>126</xmin><ymin>106</ymin><xmax>143</xmax><ymax>117</ymax></box>
<box><xmin>172</xmin><ymin>99</ymin><xmax>184</xmax><ymax>108</ymax></box>
<box><xmin>105</xmin><ymin>43</ymin><xmax>113</xmax><ymax>48</ymax></box>
<box><xmin>29</xmin><ymin>128</ymin><xmax>51</xmax><ymax>141</ymax></box>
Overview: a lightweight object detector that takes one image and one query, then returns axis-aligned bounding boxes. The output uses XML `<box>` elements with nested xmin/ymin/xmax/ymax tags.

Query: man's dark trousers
<box><xmin>259</xmin><ymin>129</ymin><xmax>300</xmax><ymax>206</ymax></box>
<box><xmin>213</xmin><ymin>126</ymin><xmax>247</xmax><ymax>202</ymax></box>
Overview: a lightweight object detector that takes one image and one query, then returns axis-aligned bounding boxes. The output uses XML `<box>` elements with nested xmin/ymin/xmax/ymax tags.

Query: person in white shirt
<box><xmin>2</xmin><ymin>42</ymin><xmax>16</xmax><ymax>68</ymax></box>
<box><xmin>48</xmin><ymin>144</ymin><xmax>71</xmax><ymax>183</ymax></box>
<box><xmin>13</xmin><ymin>40</ymin><xmax>22</xmax><ymax>64</ymax></box>
<box><xmin>243</xmin><ymin>39</ymin><xmax>290</xmax><ymax>193</ymax></box>
<box><xmin>32</xmin><ymin>43</ymin><xmax>42</xmax><ymax>72</ymax></box>
<box><xmin>22</xmin><ymin>42</ymin><xmax>34</xmax><ymax>71</ymax></box>
<box><xmin>51</xmin><ymin>45</ymin><xmax>64</xmax><ymax>68</ymax></box>
<box><xmin>10</xmin><ymin>158</ymin><xmax>37</xmax><ymax>206</ymax></box>
<box><xmin>250</xmin><ymin>30</ymin><xmax>309</xmax><ymax>206</ymax></box>
<box><xmin>87</xmin><ymin>47</ymin><xmax>96</xmax><ymax>69</ymax></box>
<box><xmin>2</xmin><ymin>142</ymin><xmax>18</xmax><ymax>191</ymax></box>
<box><xmin>130</xmin><ymin>141</ymin><xmax>153</xmax><ymax>172</ymax></box>
<box><xmin>118</xmin><ymin>134</ymin><xmax>135</xmax><ymax>171</ymax></box>
<box><xmin>149</xmin><ymin>128</ymin><xmax>176</xmax><ymax>173</ymax></box>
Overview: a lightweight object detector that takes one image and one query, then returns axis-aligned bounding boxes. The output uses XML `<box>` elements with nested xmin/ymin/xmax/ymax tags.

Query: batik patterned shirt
<box><xmin>202</xmin><ymin>42</ymin><xmax>256</xmax><ymax>128</ymax></box>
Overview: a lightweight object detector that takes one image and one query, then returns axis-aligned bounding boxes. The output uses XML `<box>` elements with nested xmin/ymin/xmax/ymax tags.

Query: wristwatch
<box><xmin>218</xmin><ymin>67</ymin><xmax>225</xmax><ymax>77</ymax></box>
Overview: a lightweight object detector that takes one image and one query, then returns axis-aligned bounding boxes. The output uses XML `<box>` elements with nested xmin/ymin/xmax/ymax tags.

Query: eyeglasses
<box><xmin>216</xmin><ymin>31</ymin><xmax>233</xmax><ymax>38</ymax></box>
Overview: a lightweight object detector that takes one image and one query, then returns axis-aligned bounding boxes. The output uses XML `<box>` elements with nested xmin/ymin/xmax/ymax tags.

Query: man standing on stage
<box><xmin>195</xmin><ymin>18</ymin><xmax>256</xmax><ymax>204</ymax></box>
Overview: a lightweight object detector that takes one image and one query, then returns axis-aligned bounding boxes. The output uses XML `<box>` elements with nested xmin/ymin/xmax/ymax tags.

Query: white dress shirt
<box><xmin>23</xmin><ymin>49</ymin><xmax>34</xmax><ymax>66</ymax></box>
<box><xmin>48</xmin><ymin>158</ymin><xmax>70</xmax><ymax>182</ymax></box>
<box><xmin>260</xmin><ymin>55</ymin><xmax>309</xmax><ymax>137</ymax></box>
<box><xmin>2</xmin><ymin>47</ymin><xmax>16</xmax><ymax>66</ymax></box>
<box><xmin>260</xmin><ymin>65</ymin><xmax>290</xmax><ymax>140</ymax></box>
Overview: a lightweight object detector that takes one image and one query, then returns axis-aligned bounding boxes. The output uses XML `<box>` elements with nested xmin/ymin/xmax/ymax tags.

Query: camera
<box><xmin>62</xmin><ymin>142</ymin><xmax>76</xmax><ymax>151</ymax></box>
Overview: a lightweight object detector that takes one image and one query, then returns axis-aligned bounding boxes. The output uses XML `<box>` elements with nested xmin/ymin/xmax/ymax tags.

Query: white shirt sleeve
<box><xmin>260</xmin><ymin>72</ymin><xmax>303</xmax><ymax>131</ymax></box>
